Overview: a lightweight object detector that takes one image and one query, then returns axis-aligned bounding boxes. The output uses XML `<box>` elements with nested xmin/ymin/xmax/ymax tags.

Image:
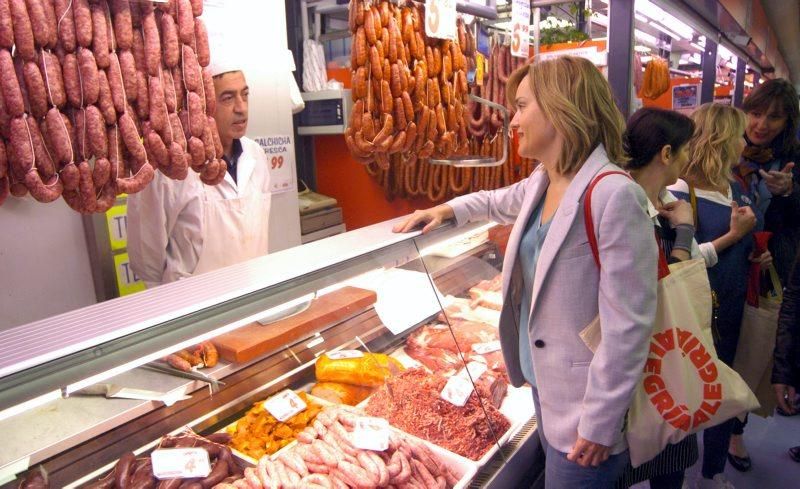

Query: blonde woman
<box><xmin>668</xmin><ymin>103</ymin><xmax>767</xmax><ymax>489</ymax></box>
<box><xmin>395</xmin><ymin>56</ymin><xmax>658</xmax><ymax>488</ymax></box>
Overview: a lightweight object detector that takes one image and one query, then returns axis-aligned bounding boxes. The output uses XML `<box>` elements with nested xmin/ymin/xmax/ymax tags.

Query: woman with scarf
<box><xmin>728</xmin><ymin>78</ymin><xmax>800</xmax><ymax>472</ymax></box>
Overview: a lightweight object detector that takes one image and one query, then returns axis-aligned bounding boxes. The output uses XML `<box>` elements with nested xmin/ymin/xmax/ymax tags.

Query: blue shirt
<box><xmin>518</xmin><ymin>198</ymin><xmax>552</xmax><ymax>386</ymax></box>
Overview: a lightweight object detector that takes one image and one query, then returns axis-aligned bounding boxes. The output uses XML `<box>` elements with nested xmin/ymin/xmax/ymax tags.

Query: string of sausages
<box><xmin>0</xmin><ymin>0</ymin><xmax>224</xmax><ymax>213</ymax></box>
<box><xmin>344</xmin><ymin>0</ymin><xmax>471</xmax><ymax>172</ymax></box>
<box><xmin>361</xmin><ymin>30</ymin><xmax>538</xmax><ymax>202</ymax></box>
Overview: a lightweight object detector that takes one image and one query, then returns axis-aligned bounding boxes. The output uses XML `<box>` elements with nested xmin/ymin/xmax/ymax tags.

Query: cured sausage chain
<box><xmin>360</xmin><ymin>26</ymin><xmax>535</xmax><ymax>202</ymax></box>
<box><xmin>0</xmin><ymin>0</ymin><xmax>224</xmax><ymax>212</ymax></box>
<box><xmin>344</xmin><ymin>0</ymin><xmax>472</xmax><ymax>172</ymax></box>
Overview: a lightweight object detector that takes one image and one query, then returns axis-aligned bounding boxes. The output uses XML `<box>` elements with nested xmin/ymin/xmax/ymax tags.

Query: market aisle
<box><xmin>631</xmin><ymin>411</ymin><xmax>800</xmax><ymax>488</ymax></box>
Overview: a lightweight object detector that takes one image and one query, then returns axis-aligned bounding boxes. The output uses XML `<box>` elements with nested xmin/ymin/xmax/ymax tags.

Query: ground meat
<box><xmin>364</xmin><ymin>368</ymin><xmax>511</xmax><ymax>461</ymax></box>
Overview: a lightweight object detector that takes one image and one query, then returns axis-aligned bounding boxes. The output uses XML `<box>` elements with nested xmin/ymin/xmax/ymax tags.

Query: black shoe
<box><xmin>727</xmin><ymin>452</ymin><xmax>752</xmax><ymax>472</ymax></box>
<box><xmin>790</xmin><ymin>446</ymin><xmax>800</xmax><ymax>463</ymax></box>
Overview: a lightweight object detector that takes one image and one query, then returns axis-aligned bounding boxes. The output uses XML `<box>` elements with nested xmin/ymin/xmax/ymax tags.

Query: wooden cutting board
<box><xmin>212</xmin><ymin>286</ymin><xmax>377</xmax><ymax>364</ymax></box>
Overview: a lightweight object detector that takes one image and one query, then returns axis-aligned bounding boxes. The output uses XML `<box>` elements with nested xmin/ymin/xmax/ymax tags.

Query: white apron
<box><xmin>193</xmin><ymin>164</ymin><xmax>271</xmax><ymax>275</ymax></box>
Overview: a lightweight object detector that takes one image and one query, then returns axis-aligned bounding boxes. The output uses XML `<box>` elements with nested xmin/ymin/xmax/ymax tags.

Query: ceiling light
<box><xmin>634</xmin><ymin>45</ymin><xmax>652</xmax><ymax>53</ymax></box>
<box><xmin>635</xmin><ymin>13</ymin><xmax>648</xmax><ymax>23</ymax></box>
<box><xmin>634</xmin><ymin>29</ymin><xmax>658</xmax><ymax>46</ymax></box>
<box><xmin>649</xmin><ymin>21</ymin><xmax>684</xmax><ymax>40</ymax></box>
<box><xmin>636</xmin><ymin>0</ymin><xmax>694</xmax><ymax>39</ymax></box>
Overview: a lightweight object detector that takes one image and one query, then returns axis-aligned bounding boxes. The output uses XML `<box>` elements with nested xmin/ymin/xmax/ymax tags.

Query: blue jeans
<box><xmin>532</xmin><ymin>386</ymin><xmax>630</xmax><ymax>488</ymax></box>
<box><xmin>544</xmin><ymin>438</ymin><xmax>630</xmax><ymax>489</ymax></box>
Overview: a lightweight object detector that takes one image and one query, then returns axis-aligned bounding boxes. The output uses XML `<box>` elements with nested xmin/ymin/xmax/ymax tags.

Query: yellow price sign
<box><xmin>113</xmin><ymin>252</ymin><xmax>146</xmax><ymax>296</ymax></box>
<box><xmin>476</xmin><ymin>52</ymin><xmax>485</xmax><ymax>86</ymax></box>
<box><xmin>106</xmin><ymin>204</ymin><xmax>128</xmax><ymax>251</ymax></box>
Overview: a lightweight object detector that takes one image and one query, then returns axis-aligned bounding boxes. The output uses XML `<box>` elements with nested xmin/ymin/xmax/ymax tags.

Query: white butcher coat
<box><xmin>127</xmin><ymin>136</ymin><xmax>272</xmax><ymax>288</ymax></box>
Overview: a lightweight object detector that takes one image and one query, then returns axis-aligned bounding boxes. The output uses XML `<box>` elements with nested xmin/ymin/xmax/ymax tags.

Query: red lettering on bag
<box><xmin>652</xmin><ymin>330</ymin><xmax>675</xmax><ymax>354</ymax></box>
<box><xmin>698</xmin><ymin>362</ymin><xmax>718</xmax><ymax>383</ymax></box>
<box><xmin>689</xmin><ymin>344</ymin><xmax>712</xmax><ymax>371</ymax></box>
<box><xmin>700</xmin><ymin>400</ymin><xmax>722</xmax><ymax>416</ymax></box>
<box><xmin>692</xmin><ymin>409</ymin><xmax>711</xmax><ymax>426</ymax></box>
<box><xmin>651</xmin><ymin>390</ymin><xmax>675</xmax><ymax>414</ymax></box>
<box><xmin>644</xmin><ymin>374</ymin><xmax>666</xmax><ymax>395</ymax></box>
<box><xmin>644</xmin><ymin>358</ymin><xmax>662</xmax><ymax>374</ymax></box>
<box><xmin>704</xmin><ymin>383</ymin><xmax>722</xmax><ymax>400</ymax></box>
<box><xmin>641</xmin><ymin>328</ymin><xmax>725</xmax><ymax>432</ymax></box>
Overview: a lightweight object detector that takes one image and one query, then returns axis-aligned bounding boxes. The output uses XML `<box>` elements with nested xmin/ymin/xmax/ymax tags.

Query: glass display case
<box><xmin>0</xmin><ymin>218</ymin><xmax>543</xmax><ymax>488</ymax></box>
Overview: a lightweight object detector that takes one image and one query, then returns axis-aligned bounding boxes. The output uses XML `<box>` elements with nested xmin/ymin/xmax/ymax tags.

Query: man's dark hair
<box><xmin>623</xmin><ymin>108</ymin><xmax>696</xmax><ymax>170</ymax></box>
<box><xmin>742</xmin><ymin>78</ymin><xmax>800</xmax><ymax>157</ymax></box>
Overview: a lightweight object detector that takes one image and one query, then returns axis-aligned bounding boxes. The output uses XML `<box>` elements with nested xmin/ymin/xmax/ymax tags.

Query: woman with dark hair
<box><xmin>614</xmin><ymin>108</ymin><xmax>703</xmax><ymax>489</ymax></box>
<box><xmin>729</xmin><ymin>78</ymin><xmax>800</xmax><ymax>471</ymax></box>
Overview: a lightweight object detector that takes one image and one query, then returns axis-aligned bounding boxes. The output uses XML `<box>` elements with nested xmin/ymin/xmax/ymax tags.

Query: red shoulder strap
<box><xmin>583</xmin><ymin>171</ymin><xmax>631</xmax><ymax>269</ymax></box>
<box><xmin>583</xmin><ymin>170</ymin><xmax>671</xmax><ymax>279</ymax></box>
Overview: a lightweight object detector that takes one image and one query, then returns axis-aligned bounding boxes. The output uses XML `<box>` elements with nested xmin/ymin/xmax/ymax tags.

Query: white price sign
<box><xmin>326</xmin><ymin>350</ymin><xmax>364</xmax><ymax>360</ymax></box>
<box><xmin>511</xmin><ymin>0</ymin><xmax>530</xmax><ymax>59</ymax></box>
<box><xmin>440</xmin><ymin>374</ymin><xmax>474</xmax><ymax>407</ymax></box>
<box><xmin>151</xmin><ymin>448</ymin><xmax>211</xmax><ymax>480</ymax></box>
<box><xmin>460</xmin><ymin>361</ymin><xmax>488</xmax><ymax>381</ymax></box>
<box><xmin>255</xmin><ymin>135</ymin><xmax>295</xmax><ymax>194</ymax></box>
<box><xmin>425</xmin><ymin>0</ymin><xmax>456</xmax><ymax>40</ymax></box>
<box><xmin>263</xmin><ymin>390</ymin><xmax>307</xmax><ymax>422</ymax></box>
<box><xmin>472</xmin><ymin>340</ymin><xmax>501</xmax><ymax>355</ymax></box>
<box><xmin>351</xmin><ymin>417</ymin><xmax>391</xmax><ymax>451</ymax></box>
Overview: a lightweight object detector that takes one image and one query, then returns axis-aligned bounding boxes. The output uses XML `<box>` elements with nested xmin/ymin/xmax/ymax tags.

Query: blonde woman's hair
<box><xmin>506</xmin><ymin>56</ymin><xmax>628</xmax><ymax>174</ymax></box>
<box><xmin>683</xmin><ymin>103</ymin><xmax>746</xmax><ymax>190</ymax></box>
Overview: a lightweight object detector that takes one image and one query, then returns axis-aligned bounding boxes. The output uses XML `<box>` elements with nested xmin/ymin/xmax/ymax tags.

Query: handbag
<box><xmin>733</xmin><ymin>234</ymin><xmax>783</xmax><ymax>417</ymax></box>
<box><xmin>580</xmin><ymin>172</ymin><xmax>759</xmax><ymax>467</ymax></box>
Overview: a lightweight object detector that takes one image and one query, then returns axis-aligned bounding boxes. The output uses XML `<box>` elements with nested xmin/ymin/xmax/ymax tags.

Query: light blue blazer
<box><xmin>448</xmin><ymin>145</ymin><xmax>658</xmax><ymax>454</ymax></box>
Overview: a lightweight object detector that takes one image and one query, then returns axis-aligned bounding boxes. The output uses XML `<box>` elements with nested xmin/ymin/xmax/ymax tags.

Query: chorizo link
<box><xmin>142</xmin><ymin>10</ymin><xmax>161</xmax><ymax>76</ymax></box>
<box><xmin>10</xmin><ymin>0</ymin><xmax>36</xmax><ymax>60</ymax></box>
<box><xmin>194</xmin><ymin>18</ymin><xmax>210</xmax><ymax>67</ymax></box>
<box><xmin>90</xmin><ymin>4</ymin><xmax>109</xmax><ymax>68</ymax></box>
<box><xmin>0</xmin><ymin>0</ymin><xmax>14</xmax><ymax>49</ymax></box>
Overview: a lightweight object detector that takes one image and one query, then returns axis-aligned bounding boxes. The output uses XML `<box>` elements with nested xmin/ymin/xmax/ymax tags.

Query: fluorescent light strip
<box><xmin>634</xmin><ymin>29</ymin><xmax>658</xmax><ymax>46</ymax></box>
<box><xmin>649</xmin><ymin>21</ymin><xmax>684</xmax><ymax>40</ymax></box>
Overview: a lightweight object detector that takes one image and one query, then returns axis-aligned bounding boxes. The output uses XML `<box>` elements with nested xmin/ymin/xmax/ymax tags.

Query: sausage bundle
<box><xmin>363</xmin><ymin>35</ymin><xmax>536</xmax><ymax>202</ymax></box>
<box><xmin>0</xmin><ymin>0</ymin><xmax>223</xmax><ymax>212</ymax></box>
<box><xmin>220</xmin><ymin>406</ymin><xmax>460</xmax><ymax>489</ymax></box>
<box><xmin>344</xmin><ymin>0</ymin><xmax>471</xmax><ymax>171</ymax></box>
<box><xmin>83</xmin><ymin>430</ymin><xmax>244</xmax><ymax>489</ymax></box>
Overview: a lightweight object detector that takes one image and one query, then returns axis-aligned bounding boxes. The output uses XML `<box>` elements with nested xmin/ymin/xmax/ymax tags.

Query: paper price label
<box><xmin>472</xmin><ymin>341</ymin><xmax>501</xmax><ymax>355</ymax></box>
<box><xmin>511</xmin><ymin>0</ymin><xmax>531</xmax><ymax>58</ymax></box>
<box><xmin>425</xmin><ymin>0</ymin><xmax>456</xmax><ymax>40</ymax></box>
<box><xmin>440</xmin><ymin>374</ymin><xmax>475</xmax><ymax>407</ymax></box>
<box><xmin>151</xmin><ymin>448</ymin><xmax>211</xmax><ymax>480</ymax></box>
<box><xmin>326</xmin><ymin>350</ymin><xmax>364</xmax><ymax>360</ymax></box>
<box><xmin>460</xmin><ymin>361</ymin><xmax>488</xmax><ymax>381</ymax></box>
<box><xmin>351</xmin><ymin>417</ymin><xmax>390</xmax><ymax>451</ymax></box>
<box><xmin>263</xmin><ymin>390</ymin><xmax>307</xmax><ymax>422</ymax></box>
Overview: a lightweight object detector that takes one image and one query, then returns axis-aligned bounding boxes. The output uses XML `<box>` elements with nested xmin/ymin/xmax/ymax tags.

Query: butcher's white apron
<box><xmin>193</xmin><ymin>182</ymin><xmax>271</xmax><ymax>275</ymax></box>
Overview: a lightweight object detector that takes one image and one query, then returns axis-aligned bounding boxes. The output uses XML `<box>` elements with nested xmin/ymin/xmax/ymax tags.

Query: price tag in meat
<box><xmin>151</xmin><ymin>448</ymin><xmax>211</xmax><ymax>479</ymax></box>
<box><xmin>440</xmin><ymin>374</ymin><xmax>475</xmax><ymax>407</ymax></box>
<box><xmin>472</xmin><ymin>340</ymin><xmax>501</xmax><ymax>355</ymax></box>
<box><xmin>511</xmin><ymin>0</ymin><xmax>531</xmax><ymax>58</ymax></box>
<box><xmin>326</xmin><ymin>350</ymin><xmax>365</xmax><ymax>360</ymax></box>
<box><xmin>263</xmin><ymin>389</ymin><xmax>307</xmax><ymax>422</ymax></box>
<box><xmin>460</xmin><ymin>361</ymin><xmax>488</xmax><ymax>381</ymax></box>
<box><xmin>425</xmin><ymin>0</ymin><xmax>456</xmax><ymax>40</ymax></box>
<box><xmin>255</xmin><ymin>135</ymin><xmax>296</xmax><ymax>194</ymax></box>
<box><xmin>351</xmin><ymin>416</ymin><xmax>391</xmax><ymax>451</ymax></box>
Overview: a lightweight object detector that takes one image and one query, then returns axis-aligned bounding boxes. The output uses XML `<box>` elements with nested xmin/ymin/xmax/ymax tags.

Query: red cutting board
<box><xmin>212</xmin><ymin>286</ymin><xmax>377</xmax><ymax>364</ymax></box>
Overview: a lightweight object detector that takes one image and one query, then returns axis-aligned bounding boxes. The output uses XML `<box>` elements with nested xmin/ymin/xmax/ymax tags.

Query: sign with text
<box><xmin>511</xmin><ymin>0</ymin><xmax>530</xmax><ymax>58</ymax></box>
<box><xmin>425</xmin><ymin>0</ymin><xmax>456</xmax><ymax>40</ymax></box>
<box><xmin>114</xmin><ymin>252</ymin><xmax>146</xmax><ymax>296</ymax></box>
<box><xmin>255</xmin><ymin>135</ymin><xmax>295</xmax><ymax>194</ymax></box>
<box><xmin>105</xmin><ymin>204</ymin><xmax>128</xmax><ymax>251</ymax></box>
<box><xmin>672</xmin><ymin>84</ymin><xmax>699</xmax><ymax>110</ymax></box>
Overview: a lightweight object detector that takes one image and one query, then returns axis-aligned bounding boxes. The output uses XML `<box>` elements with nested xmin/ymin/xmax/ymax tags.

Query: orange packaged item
<box><xmin>310</xmin><ymin>381</ymin><xmax>374</xmax><ymax>405</ymax></box>
<box><xmin>314</xmin><ymin>352</ymin><xmax>405</xmax><ymax>387</ymax></box>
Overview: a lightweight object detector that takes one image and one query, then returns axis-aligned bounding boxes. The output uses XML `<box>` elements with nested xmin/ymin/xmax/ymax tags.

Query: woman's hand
<box><xmin>658</xmin><ymin>200</ymin><xmax>694</xmax><ymax>227</ymax></box>
<box><xmin>729</xmin><ymin>201</ymin><xmax>757</xmax><ymax>240</ymax></box>
<box><xmin>759</xmin><ymin>162</ymin><xmax>795</xmax><ymax>196</ymax></box>
<box><xmin>392</xmin><ymin>205</ymin><xmax>455</xmax><ymax>234</ymax></box>
<box><xmin>749</xmin><ymin>249</ymin><xmax>774</xmax><ymax>270</ymax></box>
<box><xmin>774</xmin><ymin>383</ymin><xmax>797</xmax><ymax>415</ymax></box>
<box><xmin>567</xmin><ymin>437</ymin><xmax>611</xmax><ymax>467</ymax></box>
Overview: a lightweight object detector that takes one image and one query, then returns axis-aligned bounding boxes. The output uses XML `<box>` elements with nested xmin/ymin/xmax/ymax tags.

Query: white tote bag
<box><xmin>581</xmin><ymin>172</ymin><xmax>759</xmax><ymax>467</ymax></box>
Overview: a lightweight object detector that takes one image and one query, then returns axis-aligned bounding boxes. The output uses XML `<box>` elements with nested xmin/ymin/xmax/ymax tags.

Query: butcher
<box><xmin>127</xmin><ymin>51</ymin><xmax>273</xmax><ymax>288</ymax></box>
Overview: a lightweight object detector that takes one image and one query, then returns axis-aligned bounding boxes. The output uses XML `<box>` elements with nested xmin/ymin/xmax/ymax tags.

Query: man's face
<box><xmin>213</xmin><ymin>71</ymin><xmax>249</xmax><ymax>142</ymax></box>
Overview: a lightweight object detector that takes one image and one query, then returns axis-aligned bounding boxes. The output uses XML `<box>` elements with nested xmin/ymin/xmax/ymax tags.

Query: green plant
<box><xmin>538</xmin><ymin>4</ymin><xmax>591</xmax><ymax>46</ymax></box>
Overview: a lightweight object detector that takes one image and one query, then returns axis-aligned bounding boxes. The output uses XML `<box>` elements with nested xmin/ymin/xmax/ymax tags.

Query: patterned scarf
<box><xmin>739</xmin><ymin>142</ymin><xmax>776</xmax><ymax>178</ymax></box>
